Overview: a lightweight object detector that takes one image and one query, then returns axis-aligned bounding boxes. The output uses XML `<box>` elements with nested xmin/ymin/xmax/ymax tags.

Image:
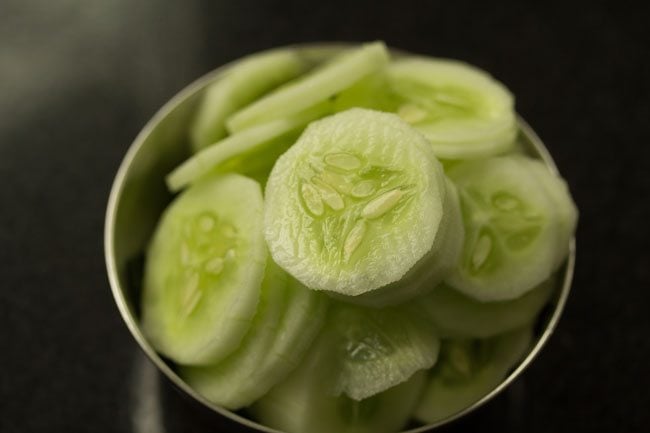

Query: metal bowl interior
<box><xmin>104</xmin><ymin>44</ymin><xmax>575</xmax><ymax>432</ymax></box>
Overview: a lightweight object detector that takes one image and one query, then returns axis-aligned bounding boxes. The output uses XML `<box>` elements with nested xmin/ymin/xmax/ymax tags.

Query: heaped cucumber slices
<box><xmin>190</xmin><ymin>49</ymin><xmax>307</xmax><ymax>152</ymax></box>
<box><xmin>168</xmin><ymin>102</ymin><xmax>331</xmax><ymax>192</ymax></box>
<box><xmin>421</xmin><ymin>278</ymin><xmax>554</xmax><ymax>338</ymax></box>
<box><xmin>179</xmin><ymin>260</ymin><xmax>327</xmax><ymax>409</ymax></box>
<box><xmin>386</xmin><ymin>58</ymin><xmax>517</xmax><ymax>159</ymax></box>
<box><xmin>251</xmin><ymin>321</ymin><xmax>428</xmax><ymax>433</ymax></box>
<box><xmin>414</xmin><ymin>327</ymin><xmax>532</xmax><ymax>425</ymax></box>
<box><xmin>264</xmin><ymin>108</ymin><xmax>446</xmax><ymax>297</ymax></box>
<box><xmin>226</xmin><ymin>41</ymin><xmax>390</xmax><ymax>133</ymax></box>
<box><xmin>141</xmin><ymin>174</ymin><xmax>266</xmax><ymax>365</ymax></box>
<box><xmin>446</xmin><ymin>155</ymin><xmax>565</xmax><ymax>301</ymax></box>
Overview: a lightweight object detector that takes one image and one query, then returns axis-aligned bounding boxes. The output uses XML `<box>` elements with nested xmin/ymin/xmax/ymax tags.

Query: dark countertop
<box><xmin>1</xmin><ymin>1</ymin><xmax>648</xmax><ymax>432</ymax></box>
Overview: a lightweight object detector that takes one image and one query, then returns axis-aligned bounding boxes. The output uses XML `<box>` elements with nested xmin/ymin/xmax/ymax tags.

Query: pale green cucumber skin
<box><xmin>414</xmin><ymin>327</ymin><xmax>532</xmax><ymax>425</ymax></box>
<box><xmin>349</xmin><ymin>177</ymin><xmax>464</xmax><ymax>307</ymax></box>
<box><xmin>386</xmin><ymin>57</ymin><xmax>517</xmax><ymax>159</ymax></box>
<box><xmin>168</xmin><ymin>102</ymin><xmax>332</xmax><ymax>192</ymax></box>
<box><xmin>446</xmin><ymin>155</ymin><xmax>562</xmax><ymax>301</ymax></box>
<box><xmin>329</xmin><ymin>303</ymin><xmax>440</xmax><ymax>400</ymax></box>
<box><xmin>421</xmin><ymin>277</ymin><xmax>554</xmax><ymax>338</ymax></box>
<box><xmin>190</xmin><ymin>49</ymin><xmax>307</xmax><ymax>152</ymax></box>
<box><xmin>226</xmin><ymin>41</ymin><xmax>390</xmax><ymax>133</ymax></box>
<box><xmin>264</xmin><ymin>108</ymin><xmax>446</xmax><ymax>296</ymax></box>
<box><xmin>179</xmin><ymin>259</ymin><xmax>288</xmax><ymax>408</ymax></box>
<box><xmin>251</xmin><ymin>328</ymin><xmax>428</xmax><ymax>433</ymax></box>
<box><xmin>141</xmin><ymin>174</ymin><xmax>266</xmax><ymax>365</ymax></box>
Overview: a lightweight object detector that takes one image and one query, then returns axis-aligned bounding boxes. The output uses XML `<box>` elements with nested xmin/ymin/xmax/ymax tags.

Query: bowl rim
<box><xmin>104</xmin><ymin>43</ymin><xmax>575</xmax><ymax>432</ymax></box>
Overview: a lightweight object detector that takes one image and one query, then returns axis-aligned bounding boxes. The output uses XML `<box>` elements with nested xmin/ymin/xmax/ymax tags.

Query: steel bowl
<box><xmin>105</xmin><ymin>43</ymin><xmax>575</xmax><ymax>432</ymax></box>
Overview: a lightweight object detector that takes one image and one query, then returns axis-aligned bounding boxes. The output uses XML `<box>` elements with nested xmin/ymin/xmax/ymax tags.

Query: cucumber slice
<box><xmin>226</xmin><ymin>41</ymin><xmax>390</xmax><ymax>133</ymax></box>
<box><xmin>387</xmin><ymin>58</ymin><xmax>517</xmax><ymax>159</ymax></box>
<box><xmin>445</xmin><ymin>155</ymin><xmax>562</xmax><ymax>301</ymax></box>
<box><xmin>421</xmin><ymin>278</ymin><xmax>554</xmax><ymax>338</ymax></box>
<box><xmin>523</xmin><ymin>159</ymin><xmax>578</xmax><ymax>268</ymax></box>
<box><xmin>350</xmin><ymin>177</ymin><xmax>464</xmax><ymax>307</ymax></box>
<box><xmin>141</xmin><ymin>174</ymin><xmax>266</xmax><ymax>365</ymax></box>
<box><xmin>264</xmin><ymin>108</ymin><xmax>446</xmax><ymax>296</ymax></box>
<box><xmin>179</xmin><ymin>260</ymin><xmax>327</xmax><ymax>409</ymax></box>
<box><xmin>414</xmin><ymin>327</ymin><xmax>532</xmax><ymax>424</ymax></box>
<box><xmin>251</xmin><ymin>327</ymin><xmax>428</xmax><ymax>433</ymax></box>
<box><xmin>329</xmin><ymin>303</ymin><xmax>439</xmax><ymax>400</ymax></box>
<box><xmin>168</xmin><ymin>102</ymin><xmax>331</xmax><ymax>192</ymax></box>
<box><xmin>190</xmin><ymin>49</ymin><xmax>307</xmax><ymax>152</ymax></box>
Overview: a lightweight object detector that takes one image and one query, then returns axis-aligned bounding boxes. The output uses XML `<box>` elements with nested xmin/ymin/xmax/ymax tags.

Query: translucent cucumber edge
<box><xmin>105</xmin><ymin>39</ymin><xmax>576</xmax><ymax>432</ymax></box>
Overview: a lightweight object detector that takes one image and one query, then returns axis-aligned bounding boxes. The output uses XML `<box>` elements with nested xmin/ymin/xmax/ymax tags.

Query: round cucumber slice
<box><xmin>445</xmin><ymin>155</ymin><xmax>561</xmax><ymax>301</ymax></box>
<box><xmin>179</xmin><ymin>260</ymin><xmax>327</xmax><ymax>409</ymax></box>
<box><xmin>141</xmin><ymin>174</ymin><xmax>266</xmax><ymax>365</ymax></box>
<box><xmin>414</xmin><ymin>327</ymin><xmax>532</xmax><ymax>424</ymax></box>
<box><xmin>168</xmin><ymin>102</ymin><xmax>331</xmax><ymax>192</ymax></box>
<box><xmin>421</xmin><ymin>277</ymin><xmax>554</xmax><ymax>338</ymax></box>
<box><xmin>264</xmin><ymin>108</ymin><xmax>446</xmax><ymax>296</ymax></box>
<box><xmin>386</xmin><ymin>57</ymin><xmax>517</xmax><ymax>159</ymax></box>
<box><xmin>250</xmin><ymin>327</ymin><xmax>428</xmax><ymax>433</ymax></box>
<box><xmin>329</xmin><ymin>303</ymin><xmax>439</xmax><ymax>400</ymax></box>
<box><xmin>190</xmin><ymin>49</ymin><xmax>307</xmax><ymax>152</ymax></box>
<box><xmin>226</xmin><ymin>41</ymin><xmax>390</xmax><ymax>133</ymax></box>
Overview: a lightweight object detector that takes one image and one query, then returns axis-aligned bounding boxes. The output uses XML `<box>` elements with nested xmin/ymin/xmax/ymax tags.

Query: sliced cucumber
<box><xmin>179</xmin><ymin>260</ymin><xmax>327</xmax><ymax>409</ymax></box>
<box><xmin>190</xmin><ymin>49</ymin><xmax>307</xmax><ymax>152</ymax></box>
<box><xmin>329</xmin><ymin>303</ymin><xmax>439</xmax><ymax>400</ymax></box>
<box><xmin>445</xmin><ymin>155</ymin><xmax>562</xmax><ymax>301</ymax></box>
<box><xmin>350</xmin><ymin>177</ymin><xmax>464</xmax><ymax>307</ymax></box>
<box><xmin>168</xmin><ymin>102</ymin><xmax>331</xmax><ymax>192</ymax></box>
<box><xmin>386</xmin><ymin>57</ymin><xmax>517</xmax><ymax>159</ymax></box>
<box><xmin>264</xmin><ymin>108</ymin><xmax>446</xmax><ymax>296</ymax></box>
<box><xmin>421</xmin><ymin>277</ymin><xmax>554</xmax><ymax>338</ymax></box>
<box><xmin>226</xmin><ymin>41</ymin><xmax>390</xmax><ymax>133</ymax></box>
<box><xmin>141</xmin><ymin>174</ymin><xmax>266</xmax><ymax>365</ymax></box>
<box><xmin>251</xmin><ymin>326</ymin><xmax>428</xmax><ymax>433</ymax></box>
<box><xmin>414</xmin><ymin>327</ymin><xmax>532</xmax><ymax>424</ymax></box>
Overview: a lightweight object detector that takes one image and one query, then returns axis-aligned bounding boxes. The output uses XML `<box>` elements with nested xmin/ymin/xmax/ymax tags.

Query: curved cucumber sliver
<box><xmin>226</xmin><ymin>41</ymin><xmax>390</xmax><ymax>133</ymax></box>
<box><xmin>264</xmin><ymin>108</ymin><xmax>446</xmax><ymax>296</ymax></box>
<box><xmin>414</xmin><ymin>327</ymin><xmax>532</xmax><ymax>424</ymax></box>
<box><xmin>180</xmin><ymin>261</ymin><xmax>327</xmax><ymax>409</ymax></box>
<box><xmin>446</xmin><ymin>155</ymin><xmax>562</xmax><ymax>301</ymax></box>
<box><xmin>251</xmin><ymin>326</ymin><xmax>428</xmax><ymax>433</ymax></box>
<box><xmin>141</xmin><ymin>174</ymin><xmax>266</xmax><ymax>364</ymax></box>
<box><xmin>421</xmin><ymin>278</ymin><xmax>554</xmax><ymax>338</ymax></box>
<box><xmin>190</xmin><ymin>49</ymin><xmax>307</xmax><ymax>152</ymax></box>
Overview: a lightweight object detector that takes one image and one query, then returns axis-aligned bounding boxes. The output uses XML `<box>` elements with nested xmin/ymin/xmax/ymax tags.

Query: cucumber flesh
<box><xmin>445</xmin><ymin>155</ymin><xmax>562</xmax><ymax>301</ymax></box>
<box><xmin>179</xmin><ymin>261</ymin><xmax>327</xmax><ymax>409</ymax></box>
<box><xmin>226</xmin><ymin>42</ymin><xmax>390</xmax><ymax>133</ymax></box>
<box><xmin>141</xmin><ymin>174</ymin><xmax>266</xmax><ymax>365</ymax></box>
<box><xmin>251</xmin><ymin>327</ymin><xmax>428</xmax><ymax>433</ymax></box>
<box><xmin>264</xmin><ymin>108</ymin><xmax>446</xmax><ymax>296</ymax></box>
<box><xmin>421</xmin><ymin>277</ymin><xmax>554</xmax><ymax>338</ymax></box>
<box><xmin>190</xmin><ymin>49</ymin><xmax>307</xmax><ymax>152</ymax></box>
<box><xmin>414</xmin><ymin>327</ymin><xmax>532</xmax><ymax>424</ymax></box>
<box><xmin>350</xmin><ymin>177</ymin><xmax>464</xmax><ymax>307</ymax></box>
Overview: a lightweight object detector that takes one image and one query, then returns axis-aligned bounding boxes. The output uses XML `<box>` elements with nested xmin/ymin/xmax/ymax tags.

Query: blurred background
<box><xmin>1</xmin><ymin>0</ymin><xmax>648</xmax><ymax>432</ymax></box>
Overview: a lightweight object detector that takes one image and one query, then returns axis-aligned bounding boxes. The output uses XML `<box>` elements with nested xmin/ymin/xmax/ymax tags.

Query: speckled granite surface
<box><xmin>1</xmin><ymin>1</ymin><xmax>648</xmax><ymax>432</ymax></box>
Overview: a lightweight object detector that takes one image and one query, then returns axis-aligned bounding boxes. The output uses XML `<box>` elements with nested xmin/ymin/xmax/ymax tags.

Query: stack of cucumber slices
<box><xmin>141</xmin><ymin>41</ymin><xmax>577</xmax><ymax>432</ymax></box>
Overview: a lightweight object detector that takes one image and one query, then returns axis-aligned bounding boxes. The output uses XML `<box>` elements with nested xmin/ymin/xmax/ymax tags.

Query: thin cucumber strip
<box><xmin>445</xmin><ymin>155</ymin><xmax>562</xmax><ymax>301</ymax></box>
<box><xmin>414</xmin><ymin>327</ymin><xmax>532</xmax><ymax>424</ymax></box>
<box><xmin>141</xmin><ymin>174</ymin><xmax>266</xmax><ymax>364</ymax></box>
<box><xmin>168</xmin><ymin>102</ymin><xmax>331</xmax><ymax>192</ymax></box>
<box><xmin>190</xmin><ymin>49</ymin><xmax>307</xmax><ymax>152</ymax></box>
<box><xmin>421</xmin><ymin>277</ymin><xmax>554</xmax><ymax>338</ymax></box>
<box><xmin>350</xmin><ymin>177</ymin><xmax>464</xmax><ymax>307</ymax></box>
<box><xmin>264</xmin><ymin>108</ymin><xmax>446</xmax><ymax>296</ymax></box>
<box><xmin>250</xmin><ymin>327</ymin><xmax>428</xmax><ymax>433</ymax></box>
<box><xmin>226</xmin><ymin>41</ymin><xmax>390</xmax><ymax>133</ymax></box>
